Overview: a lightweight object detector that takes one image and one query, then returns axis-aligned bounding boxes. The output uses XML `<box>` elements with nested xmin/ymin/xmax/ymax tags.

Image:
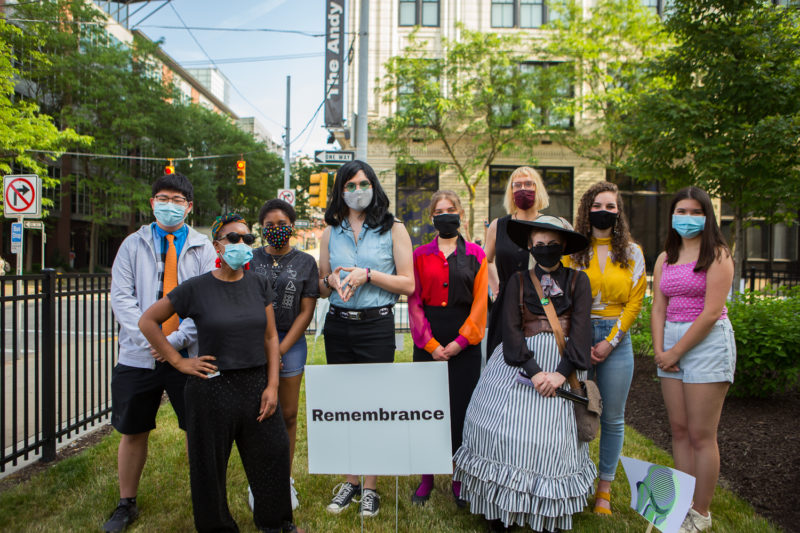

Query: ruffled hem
<box><xmin>453</xmin><ymin>445</ymin><xmax>597</xmax><ymax>530</ymax></box>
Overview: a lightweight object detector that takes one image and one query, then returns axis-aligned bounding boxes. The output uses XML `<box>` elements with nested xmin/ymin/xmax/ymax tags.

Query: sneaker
<box><xmin>290</xmin><ymin>477</ymin><xmax>299</xmax><ymax>510</ymax></box>
<box><xmin>359</xmin><ymin>488</ymin><xmax>380</xmax><ymax>517</ymax></box>
<box><xmin>326</xmin><ymin>481</ymin><xmax>361</xmax><ymax>514</ymax></box>
<box><xmin>678</xmin><ymin>508</ymin><xmax>712</xmax><ymax>532</ymax></box>
<box><xmin>248</xmin><ymin>485</ymin><xmax>255</xmax><ymax>511</ymax></box>
<box><xmin>103</xmin><ymin>500</ymin><xmax>139</xmax><ymax>532</ymax></box>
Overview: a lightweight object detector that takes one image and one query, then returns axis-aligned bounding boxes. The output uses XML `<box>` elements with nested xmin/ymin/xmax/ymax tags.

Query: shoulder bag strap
<box><xmin>528</xmin><ymin>270</ymin><xmax>581</xmax><ymax>390</ymax></box>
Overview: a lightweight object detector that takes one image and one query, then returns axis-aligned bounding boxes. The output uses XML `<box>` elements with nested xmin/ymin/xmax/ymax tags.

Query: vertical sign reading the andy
<box><xmin>621</xmin><ymin>456</ymin><xmax>696</xmax><ymax>533</ymax></box>
<box><xmin>324</xmin><ymin>0</ymin><xmax>345</xmax><ymax>127</ymax></box>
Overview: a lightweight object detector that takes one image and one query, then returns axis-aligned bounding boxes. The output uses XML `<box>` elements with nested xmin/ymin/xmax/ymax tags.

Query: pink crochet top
<box><xmin>660</xmin><ymin>261</ymin><xmax>727</xmax><ymax>322</ymax></box>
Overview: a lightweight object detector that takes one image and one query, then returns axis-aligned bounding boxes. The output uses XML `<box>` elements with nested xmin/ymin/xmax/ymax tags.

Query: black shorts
<box><xmin>323</xmin><ymin>313</ymin><xmax>395</xmax><ymax>364</ymax></box>
<box><xmin>111</xmin><ymin>362</ymin><xmax>188</xmax><ymax>434</ymax></box>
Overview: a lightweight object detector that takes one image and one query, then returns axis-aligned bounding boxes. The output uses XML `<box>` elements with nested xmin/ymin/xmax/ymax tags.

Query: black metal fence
<box><xmin>747</xmin><ymin>266</ymin><xmax>800</xmax><ymax>295</ymax></box>
<box><xmin>1</xmin><ymin>270</ymin><xmax>116</xmax><ymax>472</ymax></box>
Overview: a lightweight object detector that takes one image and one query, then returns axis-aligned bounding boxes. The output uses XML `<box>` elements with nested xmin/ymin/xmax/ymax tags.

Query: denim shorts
<box><xmin>279</xmin><ymin>330</ymin><xmax>307</xmax><ymax>378</ymax></box>
<box><xmin>657</xmin><ymin>318</ymin><xmax>736</xmax><ymax>384</ymax></box>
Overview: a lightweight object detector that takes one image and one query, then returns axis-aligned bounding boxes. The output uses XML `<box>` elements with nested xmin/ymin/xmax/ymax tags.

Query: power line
<box><xmin>179</xmin><ymin>52</ymin><xmax>323</xmax><ymax>67</ymax></box>
<box><xmin>137</xmin><ymin>24</ymin><xmax>327</xmax><ymax>38</ymax></box>
<box><xmin>168</xmin><ymin>3</ymin><xmax>284</xmax><ymax>131</ymax></box>
<box><xmin>25</xmin><ymin>149</ymin><xmax>256</xmax><ymax>162</ymax></box>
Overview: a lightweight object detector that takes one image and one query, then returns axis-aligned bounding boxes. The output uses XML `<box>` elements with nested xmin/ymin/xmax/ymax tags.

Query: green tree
<box><xmin>0</xmin><ymin>16</ymin><xmax>88</xmax><ymax>190</ymax></box>
<box><xmin>622</xmin><ymin>0</ymin><xmax>800</xmax><ymax>286</ymax></box>
<box><xmin>545</xmin><ymin>0</ymin><xmax>670</xmax><ymax>179</ymax></box>
<box><xmin>375</xmin><ymin>29</ymin><xmax>556</xmax><ymax>234</ymax></box>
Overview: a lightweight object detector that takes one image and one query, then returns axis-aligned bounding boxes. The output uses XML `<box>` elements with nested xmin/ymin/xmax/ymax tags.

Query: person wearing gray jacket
<box><xmin>104</xmin><ymin>173</ymin><xmax>216</xmax><ymax>533</ymax></box>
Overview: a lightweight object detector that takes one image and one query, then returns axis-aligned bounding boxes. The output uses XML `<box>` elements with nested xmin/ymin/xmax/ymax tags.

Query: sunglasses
<box><xmin>344</xmin><ymin>180</ymin><xmax>372</xmax><ymax>193</ymax></box>
<box><xmin>219</xmin><ymin>232</ymin><xmax>255</xmax><ymax>245</ymax></box>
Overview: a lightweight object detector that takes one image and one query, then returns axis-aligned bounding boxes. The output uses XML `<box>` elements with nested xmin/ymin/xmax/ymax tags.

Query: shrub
<box><xmin>727</xmin><ymin>286</ymin><xmax>800</xmax><ymax>398</ymax></box>
<box><xmin>629</xmin><ymin>296</ymin><xmax>653</xmax><ymax>357</ymax></box>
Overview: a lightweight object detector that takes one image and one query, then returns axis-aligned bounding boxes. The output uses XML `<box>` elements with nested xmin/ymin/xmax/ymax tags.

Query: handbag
<box><xmin>527</xmin><ymin>270</ymin><xmax>602</xmax><ymax>442</ymax></box>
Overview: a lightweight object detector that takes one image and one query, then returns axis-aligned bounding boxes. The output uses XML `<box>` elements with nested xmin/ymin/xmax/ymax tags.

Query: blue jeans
<box><xmin>588</xmin><ymin>319</ymin><xmax>634</xmax><ymax>482</ymax></box>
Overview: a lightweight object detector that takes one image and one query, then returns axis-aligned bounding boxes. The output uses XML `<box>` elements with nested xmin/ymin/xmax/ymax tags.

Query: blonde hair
<box><xmin>502</xmin><ymin>166</ymin><xmax>549</xmax><ymax>215</ymax></box>
<box><xmin>428</xmin><ymin>189</ymin><xmax>464</xmax><ymax>217</ymax></box>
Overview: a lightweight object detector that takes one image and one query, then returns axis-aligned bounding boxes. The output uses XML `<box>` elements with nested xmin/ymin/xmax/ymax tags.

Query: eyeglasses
<box><xmin>344</xmin><ymin>180</ymin><xmax>372</xmax><ymax>193</ymax></box>
<box><xmin>218</xmin><ymin>232</ymin><xmax>255</xmax><ymax>245</ymax></box>
<box><xmin>153</xmin><ymin>194</ymin><xmax>188</xmax><ymax>206</ymax></box>
<box><xmin>511</xmin><ymin>180</ymin><xmax>536</xmax><ymax>191</ymax></box>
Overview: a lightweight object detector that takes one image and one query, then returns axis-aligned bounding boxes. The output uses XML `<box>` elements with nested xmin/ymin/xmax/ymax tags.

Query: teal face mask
<box><xmin>672</xmin><ymin>214</ymin><xmax>706</xmax><ymax>238</ymax></box>
<box><xmin>153</xmin><ymin>202</ymin><xmax>187</xmax><ymax>227</ymax></box>
<box><xmin>221</xmin><ymin>243</ymin><xmax>253</xmax><ymax>270</ymax></box>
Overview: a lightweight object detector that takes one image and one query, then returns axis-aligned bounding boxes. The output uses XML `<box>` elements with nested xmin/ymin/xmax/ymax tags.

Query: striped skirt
<box><xmin>453</xmin><ymin>333</ymin><xmax>596</xmax><ymax>531</ymax></box>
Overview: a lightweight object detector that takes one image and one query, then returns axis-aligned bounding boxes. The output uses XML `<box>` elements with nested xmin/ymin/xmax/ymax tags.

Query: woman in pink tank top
<box><xmin>651</xmin><ymin>187</ymin><xmax>735</xmax><ymax>533</ymax></box>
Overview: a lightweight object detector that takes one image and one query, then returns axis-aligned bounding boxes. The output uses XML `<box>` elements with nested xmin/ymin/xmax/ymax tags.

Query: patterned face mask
<box><xmin>263</xmin><ymin>224</ymin><xmax>293</xmax><ymax>249</ymax></box>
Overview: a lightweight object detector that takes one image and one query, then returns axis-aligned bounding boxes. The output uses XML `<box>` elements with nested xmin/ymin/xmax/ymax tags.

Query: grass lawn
<box><xmin>0</xmin><ymin>334</ymin><xmax>782</xmax><ymax>532</ymax></box>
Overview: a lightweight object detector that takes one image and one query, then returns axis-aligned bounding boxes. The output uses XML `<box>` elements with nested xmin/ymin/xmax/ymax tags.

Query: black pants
<box><xmin>412</xmin><ymin>305</ymin><xmax>481</xmax><ymax>453</ymax></box>
<box><xmin>184</xmin><ymin>367</ymin><xmax>291</xmax><ymax>532</ymax></box>
<box><xmin>324</xmin><ymin>313</ymin><xmax>395</xmax><ymax>364</ymax></box>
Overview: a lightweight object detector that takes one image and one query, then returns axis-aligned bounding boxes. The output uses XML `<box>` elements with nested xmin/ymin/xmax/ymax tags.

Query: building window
<box><xmin>523</xmin><ymin>62</ymin><xmax>574</xmax><ymax>128</ymax></box>
<box><xmin>489</xmin><ymin>166</ymin><xmax>573</xmax><ymax>222</ymax></box>
<box><xmin>395</xmin><ymin>59</ymin><xmax>441</xmax><ymax>125</ymax></box>
<box><xmin>399</xmin><ymin>0</ymin><xmax>440</xmax><ymax>27</ymax></box>
<box><xmin>492</xmin><ymin>0</ymin><xmax>559</xmax><ymax>28</ymax></box>
<box><xmin>396</xmin><ymin>163</ymin><xmax>439</xmax><ymax>247</ymax></box>
<box><xmin>642</xmin><ymin>0</ymin><xmax>674</xmax><ymax>16</ymax></box>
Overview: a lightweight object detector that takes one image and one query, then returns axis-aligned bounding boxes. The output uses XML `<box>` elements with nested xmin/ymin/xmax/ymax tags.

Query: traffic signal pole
<box><xmin>284</xmin><ymin>75</ymin><xmax>291</xmax><ymax>189</ymax></box>
<box><xmin>355</xmin><ymin>0</ymin><xmax>369</xmax><ymax>161</ymax></box>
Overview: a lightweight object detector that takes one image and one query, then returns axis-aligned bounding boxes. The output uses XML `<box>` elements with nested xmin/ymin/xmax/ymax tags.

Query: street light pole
<box><xmin>355</xmin><ymin>0</ymin><xmax>369</xmax><ymax>161</ymax></box>
<box><xmin>284</xmin><ymin>75</ymin><xmax>291</xmax><ymax>189</ymax></box>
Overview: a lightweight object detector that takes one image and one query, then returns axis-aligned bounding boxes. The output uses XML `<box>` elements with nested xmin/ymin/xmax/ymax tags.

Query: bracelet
<box><xmin>322</xmin><ymin>274</ymin><xmax>331</xmax><ymax>289</ymax></box>
<box><xmin>365</xmin><ymin>267</ymin><xmax>371</xmax><ymax>284</ymax></box>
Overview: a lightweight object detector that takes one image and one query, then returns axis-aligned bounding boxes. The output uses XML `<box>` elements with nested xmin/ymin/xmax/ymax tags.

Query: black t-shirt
<box><xmin>251</xmin><ymin>247</ymin><xmax>319</xmax><ymax>332</ymax></box>
<box><xmin>168</xmin><ymin>271</ymin><xmax>274</xmax><ymax>370</ymax></box>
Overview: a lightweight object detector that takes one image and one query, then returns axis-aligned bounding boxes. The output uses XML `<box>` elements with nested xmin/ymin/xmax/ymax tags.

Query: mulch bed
<box><xmin>626</xmin><ymin>354</ymin><xmax>800</xmax><ymax>533</ymax></box>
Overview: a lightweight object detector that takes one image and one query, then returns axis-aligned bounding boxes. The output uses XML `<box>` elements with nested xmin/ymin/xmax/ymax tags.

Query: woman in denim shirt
<box><xmin>317</xmin><ymin>160</ymin><xmax>414</xmax><ymax>518</ymax></box>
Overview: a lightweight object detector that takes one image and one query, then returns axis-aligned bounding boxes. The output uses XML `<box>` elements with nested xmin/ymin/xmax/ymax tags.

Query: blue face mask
<box><xmin>153</xmin><ymin>202</ymin><xmax>187</xmax><ymax>227</ymax></box>
<box><xmin>220</xmin><ymin>243</ymin><xmax>253</xmax><ymax>270</ymax></box>
<box><xmin>672</xmin><ymin>214</ymin><xmax>706</xmax><ymax>238</ymax></box>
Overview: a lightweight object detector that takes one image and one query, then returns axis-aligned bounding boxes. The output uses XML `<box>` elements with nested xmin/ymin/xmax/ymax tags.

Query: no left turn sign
<box><xmin>3</xmin><ymin>174</ymin><xmax>42</xmax><ymax>218</ymax></box>
<box><xmin>277</xmin><ymin>188</ymin><xmax>296</xmax><ymax>207</ymax></box>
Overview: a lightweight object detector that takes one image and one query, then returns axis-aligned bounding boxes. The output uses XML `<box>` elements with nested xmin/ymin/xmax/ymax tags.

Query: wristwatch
<box><xmin>322</xmin><ymin>273</ymin><xmax>331</xmax><ymax>289</ymax></box>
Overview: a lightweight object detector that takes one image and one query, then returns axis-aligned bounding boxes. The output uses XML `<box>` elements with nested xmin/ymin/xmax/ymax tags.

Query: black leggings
<box><xmin>185</xmin><ymin>367</ymin><xmax>291</xmax><ymax>532</ymax></box>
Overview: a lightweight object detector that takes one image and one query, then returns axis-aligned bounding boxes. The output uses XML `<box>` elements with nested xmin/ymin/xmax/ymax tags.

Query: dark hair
<box><xmin>571</xmin><ymin>181</ymin><xmax>634</xmax><ymax>268</ymax></box>
<box><xmin>324</xmin><ymin>160</ymin><xmax>394</xmax><ymax>234</ymax></box>
<box><xmin>211</xmin><ymin>213</ymin><xmax>247</xmax><ymax>240</ymax></box>
<box><xmin>665</xmin><ymin>186</ymin><xmax>730</xmax><ymax>272</ymax></box>
<box><xmin>259</xmin><ymin>199</ymin><xmax>296</xmax><ymax>225</ymax></box>
<box><xmin>152</xmin><ymin>173</ymin><xmax>193</xmax><ymax>202</ymax></box>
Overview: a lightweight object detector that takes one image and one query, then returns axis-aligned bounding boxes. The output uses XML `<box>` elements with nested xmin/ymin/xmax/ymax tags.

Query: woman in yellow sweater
<box><xmin>565</xmin><ymin>181</ymin><xmax>646</xmax><ymax>515</ymax></box>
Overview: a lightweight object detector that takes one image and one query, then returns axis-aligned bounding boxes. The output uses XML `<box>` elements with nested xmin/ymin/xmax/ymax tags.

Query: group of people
<box><xmin>104</xmin><ymin>160</ymin><xmax>735</xmax><ymax>533</ymax></box>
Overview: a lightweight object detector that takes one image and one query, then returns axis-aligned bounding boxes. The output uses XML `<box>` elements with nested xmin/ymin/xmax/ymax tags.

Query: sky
<box><xmin>128</xmin><ymin>0</ymin><xmax>333</xmax><ymax>157</ymax></box>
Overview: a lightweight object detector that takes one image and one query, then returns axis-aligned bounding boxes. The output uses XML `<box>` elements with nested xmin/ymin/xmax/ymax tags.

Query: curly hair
<box><xmin>571</xmin><ymin>181</ymin><xmax>633</xmax><ymax>268</ymax></box>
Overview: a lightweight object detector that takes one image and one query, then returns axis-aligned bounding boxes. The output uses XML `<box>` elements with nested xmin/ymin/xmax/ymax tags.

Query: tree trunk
<box><xmin>88</xmin><ymin>220</ymin><xmax>98</xmax><ymax>274</ymax></box>
<box><xmin>733</xmin><ymin>206</ymin><xmax>745</xmax><ymax>293</ymax></box>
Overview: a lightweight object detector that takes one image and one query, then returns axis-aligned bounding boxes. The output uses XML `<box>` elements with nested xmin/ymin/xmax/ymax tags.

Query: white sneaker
<box><xmin>290</xmin><ymin>477</ymin><xmax>299</xmax><ymax>510</ymax></box>
<box><xmin>247</xmin><ymin>485</ymin><xmax>254</xmax><ymax>512</ymax></box>
<box><xmin>678</xmin><ymin>508</ymin><xmax>712</xmax><ymax>532</ymax></box>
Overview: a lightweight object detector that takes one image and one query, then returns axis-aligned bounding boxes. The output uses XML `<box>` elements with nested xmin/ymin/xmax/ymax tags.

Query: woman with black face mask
<box><xmin>564</xmin><ymin>181</ymin><xmax>646</xmax><ymax>516</ymax></box>
<box><xmin>407</xmin><ymin>190</ymin><xmax>488</xmax><ymax>507</ymax></box>
<box><xmin>453</xmin><ymin>216</ymin><xmax>595</xmax><ymax>533</ymax></box>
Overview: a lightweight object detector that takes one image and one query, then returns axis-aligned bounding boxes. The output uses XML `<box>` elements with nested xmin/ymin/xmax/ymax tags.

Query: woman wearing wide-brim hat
<box><xmin>453</xmin><ymin>215</ymin><xmax>596</xmax><ymax>533</ymax></box>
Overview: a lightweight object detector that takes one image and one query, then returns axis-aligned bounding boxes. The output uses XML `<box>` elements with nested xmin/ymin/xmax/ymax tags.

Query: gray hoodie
<box><xmin>111</xmin><ymin>223</ymin><xmax>216</xmax><ymax>369</ymax></box>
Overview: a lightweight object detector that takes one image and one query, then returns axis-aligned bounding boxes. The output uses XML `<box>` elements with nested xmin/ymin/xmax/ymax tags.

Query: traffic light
<box><xmin>165</xmin><ymin>159</ymin><xmax>175</xmax><ymax>175</ymax></box>
<box><xmin>236</xmin><ymin>160</ymin><xmax>246</xmax><ymax>186</ymax></box>
<box><xmin>309</xmin><ymin>172</ymin><xmax>328</xmax><ymax>209</ymax></box>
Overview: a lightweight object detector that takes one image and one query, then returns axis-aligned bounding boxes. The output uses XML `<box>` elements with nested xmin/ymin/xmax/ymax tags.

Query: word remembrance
<box><xmin>311</xmin><ymin>407</ymin><xmax>446</xmax><ymax>423</ymax></box>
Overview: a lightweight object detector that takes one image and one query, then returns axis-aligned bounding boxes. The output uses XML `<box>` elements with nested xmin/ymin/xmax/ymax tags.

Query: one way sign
<box><xmin>314</xmin><ymin>150</ymin><xmax>354</xmax><ymax>166</ymax></box>
<box><xmin>4</xmin><ymin>174</ymin><xmax>42</xmax><ymax>218</ymax></box>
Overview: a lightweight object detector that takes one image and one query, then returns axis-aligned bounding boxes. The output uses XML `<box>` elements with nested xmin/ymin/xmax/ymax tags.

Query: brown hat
<box><xmin>507</xmin><ymin>215</ymin><xmax>590</xmax><ymax>254</ymax></box>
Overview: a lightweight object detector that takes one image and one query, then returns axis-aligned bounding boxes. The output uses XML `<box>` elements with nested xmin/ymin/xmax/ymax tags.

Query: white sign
<box><xmin>11</xmin><ymin>222</ymin><xmax>23</xmax><ymax>254</ymax></box>
<box><xmin>314</xmin><ymin>150</ymin><xmax>354</xmax><ymax>165</ymax></box>
<box><xmin>277</xmin><ymin>188</ymin><xmax>296</xmax><ymax>206</ymax></box>
<box><xmin>23</xmin><ymin>220</ymin><xmax>44</xmax><ymax>230</ymax></box>
<box><xmin>3</xmin><ymin>174</ymin><xmax>42</xmax><ymax>218</ymax></box>
<box><xmin>305</xmin><ymin>362</ymin><xmax>453</xmax><ymax>475</ymax></box>
<box><xmin>621</xmin><ymin>456</ymin><xmax>696</xmax><ymax>533</ymax></box>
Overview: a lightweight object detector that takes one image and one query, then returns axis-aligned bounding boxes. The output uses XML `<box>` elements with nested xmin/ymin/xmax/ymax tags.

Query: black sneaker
<box><xmin>359</xmin><ymin>488</ymin><xmax>380</xmax><ymax>517</ymax></box>
<box><xmin>103</xmin><ymin>501</ymin><xmax>139</xmax><ymax>532</ymax></box>
<box><xmin>326</xmin><ymin>482</ymin><xmax>361</xmax><ymax>514</ymax></box>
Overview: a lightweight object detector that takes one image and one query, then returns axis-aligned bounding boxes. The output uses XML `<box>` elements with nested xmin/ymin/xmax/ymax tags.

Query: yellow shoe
<box><xmin>593</xmin><ymin>491</ymin><xmax>612</xmax><ymax>515</ymax></box>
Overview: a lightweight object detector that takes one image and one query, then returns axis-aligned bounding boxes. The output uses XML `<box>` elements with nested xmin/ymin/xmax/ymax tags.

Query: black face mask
<box><xmin>589</xmin><ymin>210</ymin><xmax>617</xmax><ymax>230</ymax></box>
<box><xmin>531</xmin><ymin>243</ymin><xmax>563</xmax><ymax>268</ymax></box>
<box><xmin>433</xmin><ymin>213</ymin><xmax>460</xmax><ymax>239</ymax></box>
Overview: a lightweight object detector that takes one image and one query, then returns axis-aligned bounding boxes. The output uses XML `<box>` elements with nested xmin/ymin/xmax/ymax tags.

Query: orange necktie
<box><xmin>162</xmin><ymin>233</ymin><xmax>180</xmax><ymax>335</ymax></box>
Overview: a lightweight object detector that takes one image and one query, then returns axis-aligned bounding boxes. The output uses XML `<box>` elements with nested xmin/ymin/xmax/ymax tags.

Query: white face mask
<box><xmin>344</xmin><ymin>189</ymin><xmax>373</xmax><ymax>212</ymax></box>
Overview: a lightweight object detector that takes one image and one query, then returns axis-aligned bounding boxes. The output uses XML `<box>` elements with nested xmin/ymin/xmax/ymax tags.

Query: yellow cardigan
<box><xmin>563</xmin><ymin>237</ymin><xmax>646</xmax><ymax>347</ymax></box>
